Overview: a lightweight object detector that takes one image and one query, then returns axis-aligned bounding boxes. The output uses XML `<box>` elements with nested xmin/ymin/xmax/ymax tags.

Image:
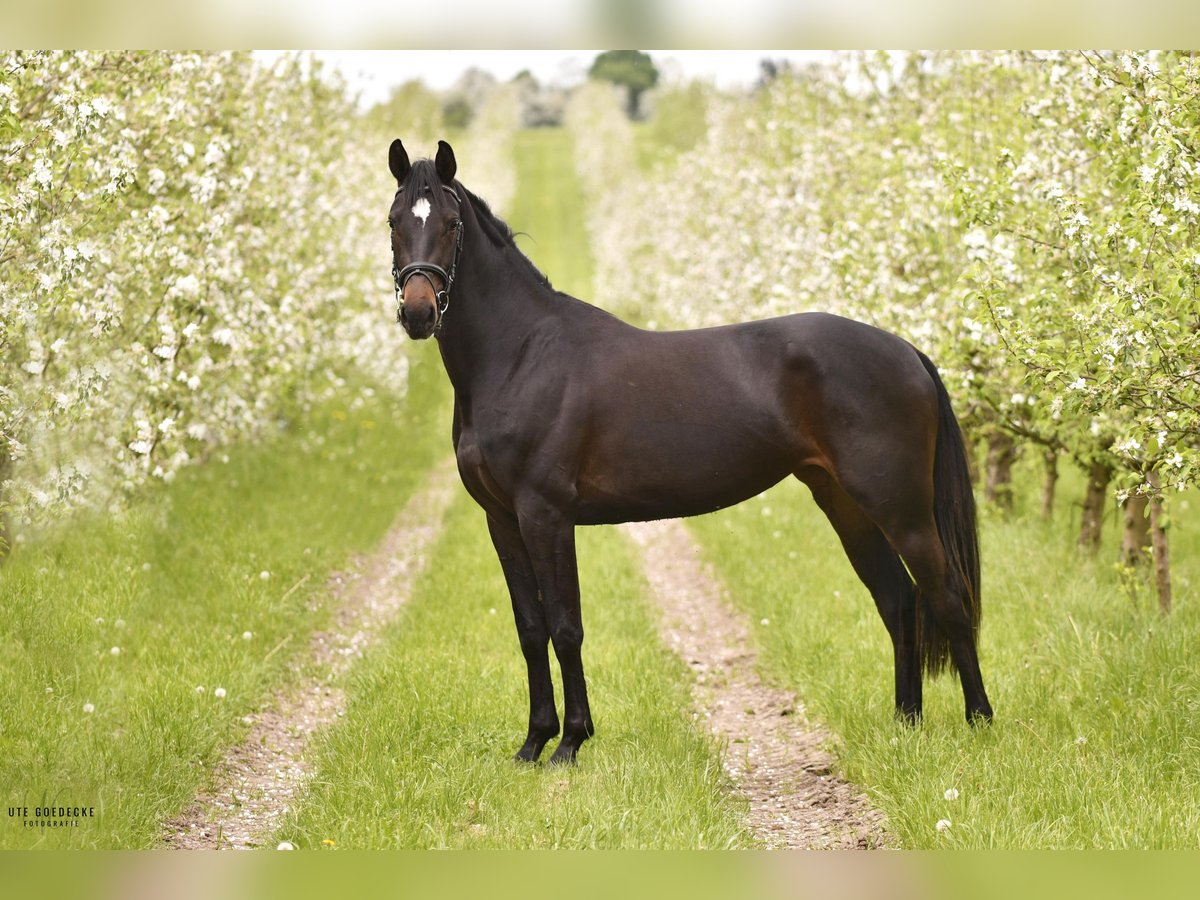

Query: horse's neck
<box><xmin>435</xmin><ymin>235</ymin><xmax>554</xmax><ymax>401</ymax></box>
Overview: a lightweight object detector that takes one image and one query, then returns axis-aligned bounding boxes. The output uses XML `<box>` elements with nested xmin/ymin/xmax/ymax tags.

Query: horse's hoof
<box><xmin>513</xmin><ymin>741</ymin><xmax>545</xmax><ymax>763</ymax></box>
<box><xmin>967</xmin><ymin>707</ymin><xmax>994</xmax><ymax>726</ymax></box>
<box><xmin>546</xmin><ymin>744</ymin><xmax>578</xmax><ymax>766</ymax></box>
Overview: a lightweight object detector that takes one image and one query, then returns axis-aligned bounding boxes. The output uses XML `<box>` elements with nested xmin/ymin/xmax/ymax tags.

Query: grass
<box><xmin>0</xmin><ymin>354</ymin><xmax>451</xmax><ymax>848</ymax></box>
<box><xmin>506</xmin><ymin>128</ymin><xmax>596</xmax><ymax>301</ymax></box>
<box><xmin>270</xmin><ymin>490</ymin><xmax>752</xmax><ymax>849</ymax></box>
<box><xmin>687</xmin><ymin>452</ymin><xmax>1200</xmax><ymax>848</ymax></box>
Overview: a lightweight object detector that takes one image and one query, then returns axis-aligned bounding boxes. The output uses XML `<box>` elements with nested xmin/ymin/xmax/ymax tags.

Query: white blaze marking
<box><xmin>411</xmin><ymin>197</ymin><xmax>431</xmax><ymax>227</ymax></box>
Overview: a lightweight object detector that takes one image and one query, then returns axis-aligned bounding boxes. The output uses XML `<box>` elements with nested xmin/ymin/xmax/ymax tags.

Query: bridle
<box><xmin>393</xmin><ymin>184</ymin><xmax>464</xmax><ymax>328</ymax></box>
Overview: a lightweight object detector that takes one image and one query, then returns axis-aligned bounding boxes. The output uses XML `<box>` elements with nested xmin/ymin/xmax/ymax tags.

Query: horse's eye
<box><xmin>447</xmin><ymin>218</ymin><xmax>460</xmax><ymax>232</ymax></box>
<box><xmin>386</xmin><ymin>219</ymin><xmax>394</xmax><ymax>230</ymax></box>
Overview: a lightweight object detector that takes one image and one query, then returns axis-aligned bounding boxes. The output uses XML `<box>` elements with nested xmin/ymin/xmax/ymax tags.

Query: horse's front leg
<box><xmin>516</xmin><ymin>499</ymin><xmax>593</xmax><ymax>765</ymax></box>
<box><xmin>487</xmin><ymin>514</ymin><xmax>559</xmax><ymax>762</ymax></box>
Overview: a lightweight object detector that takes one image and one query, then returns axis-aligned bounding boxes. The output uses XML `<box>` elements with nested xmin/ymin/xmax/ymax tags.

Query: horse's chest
<box><xmin>454</xmin><ymin>425</ymin><xmax>516</xmax><ymax>513</ymax></box>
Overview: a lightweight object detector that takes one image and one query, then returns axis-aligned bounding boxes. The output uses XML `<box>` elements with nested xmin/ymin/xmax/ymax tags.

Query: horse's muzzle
<box><xmin>398</xmin><ymin>299</ymin><xmax>438</xmax><ymax>340</ymax></box>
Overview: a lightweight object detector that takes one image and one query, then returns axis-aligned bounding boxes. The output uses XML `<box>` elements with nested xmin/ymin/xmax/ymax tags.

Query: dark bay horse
<box><xmin>387</xmin><ymin>139</ymin><xmax>993</xmax><ymax>765</ymax></box>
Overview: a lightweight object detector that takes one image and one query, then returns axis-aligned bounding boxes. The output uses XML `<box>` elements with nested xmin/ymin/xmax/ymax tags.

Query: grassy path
<box><xmin>272</xmin><ymin>491</ymin><xmax>750</xmax><ymax>848</ymax></box>
<box><xmin>687</xmin><ymin>467</ymin><xmax>1200</xmax><ymax>848</ymax></box>
<box><xmin>506</xmin><ymin>129</ymin><xmax>595</xmax><ymax>300</ymax></box>
<box><xmin>0</xmin><ymin>356</ymin><xmax>451</xmax><ymax>848</ymax></box>
<box><xmin>165</xmin><ymin>460</ymin><xmax>458</xmax><ymax>848</ymax></box>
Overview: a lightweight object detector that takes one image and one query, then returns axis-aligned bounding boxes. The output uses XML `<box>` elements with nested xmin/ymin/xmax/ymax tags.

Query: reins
<box><xmin>394</xmin><ymin>184</ymin><xmax>464</xmax><ymax>326</ymax></box>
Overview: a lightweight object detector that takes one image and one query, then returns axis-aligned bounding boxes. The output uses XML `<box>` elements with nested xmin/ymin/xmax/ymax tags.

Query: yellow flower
<box><xmin>322</xmin><ymin>839</ymin><xmax>337</xmax><ymax>847</ymax></box>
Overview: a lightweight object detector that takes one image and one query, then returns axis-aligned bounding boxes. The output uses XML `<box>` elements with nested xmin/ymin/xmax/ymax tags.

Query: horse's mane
<box><xmin>401</xmin><ymin>159</ymin><xmax>552</xmax><ymax>291</ymax></box>
<box><xmin>461</xmin><ymin>186</ymin><xmax>553</xmax><ymax>291</ymax></box>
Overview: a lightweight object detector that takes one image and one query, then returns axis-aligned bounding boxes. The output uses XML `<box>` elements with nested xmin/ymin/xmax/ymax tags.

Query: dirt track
<box><xmin>163</xmin><ymin>460</ymin><xmax>458</xmax><ymax>849</ymax></box>
<box><xmin>622</xmin><ymin>518</ymin><xmax>890</xmax><ymax>849</ymax></box>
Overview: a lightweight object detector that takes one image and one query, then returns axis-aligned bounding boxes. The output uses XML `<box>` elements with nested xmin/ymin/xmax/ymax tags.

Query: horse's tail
<box><xmin>915</xmin><ymin>350</ymin><xmax>981</xmax><ymax>678</ymax></box>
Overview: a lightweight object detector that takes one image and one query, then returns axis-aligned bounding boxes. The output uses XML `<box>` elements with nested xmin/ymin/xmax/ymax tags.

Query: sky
<box><xmin>255</xmin><ymin>51</ymin><xmax>834</xmax><ymax>109</ymax></box>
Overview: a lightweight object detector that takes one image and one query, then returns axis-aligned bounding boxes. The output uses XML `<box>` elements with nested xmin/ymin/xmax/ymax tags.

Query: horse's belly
<box><xmin>574</xmin><ymin>421</ymin><xmax>792</xmax><ymax>525</ymax></box>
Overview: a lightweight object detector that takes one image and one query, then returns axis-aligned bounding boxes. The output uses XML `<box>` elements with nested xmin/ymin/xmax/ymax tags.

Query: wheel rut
<box><xmin>163</xmin><ymin>459</ymin><xmax>458</xmax><ymax>849</ymax></box>
<box><xmin>622</xmin><ymin>518</ymin><xmax>890</xmax><ymax>849</ymax></box>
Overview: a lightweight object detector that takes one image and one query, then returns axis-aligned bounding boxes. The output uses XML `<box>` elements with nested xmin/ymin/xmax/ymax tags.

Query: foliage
<box><xmin>948</xmin><ymin>52</ymin><xmax>1200</xmax><ymax>501</ymax></box>
<box><xmin>638</xmin><ymin>81</ymin><xmax>713</xmax><ymax>163</ymax></box>
<box><xmin>0</xmin><ymin>51</ymin><xmax>519</xmax><ymax>546</ymax></box>
<box><xmin>0</xmin><ymin>52</ymin><xmax>405</xmax><ymax>535</ymax></box>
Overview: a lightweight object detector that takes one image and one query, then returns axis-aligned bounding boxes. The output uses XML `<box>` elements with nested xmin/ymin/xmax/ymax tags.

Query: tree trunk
<box><xmin>1078</xmin><ymin>460</ymin><xmax>1112</xmax><ymax>552</ymax></box>
<box><xmin>1119</xmin><ymin>493</ymin><xmax>1151</xmax><ymax>567</ymax></box>
<box><xmin>985</xmin><ymin>432</ymin><xmax>1016</xmax><ymax>510</ymax></box>
<box><xmin>1147</xmin><ymin>470</ymin><xmax>1171</xmax><ymax>614</ymax></box>
<box><xmin>627</xmin><ymin>87</ymin><xmax>642</xmax><ymax>120</ymax></box>
<box><xmin>1040</xmin><ymin>448</ymin><xmax>1058</xmax><ymax>520</ymax></box>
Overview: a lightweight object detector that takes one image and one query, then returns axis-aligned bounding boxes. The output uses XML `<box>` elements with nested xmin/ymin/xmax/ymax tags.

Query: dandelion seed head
<box><xmin>944</xmin><ymin>788</ymin><xmax>959</xmax><ymax>801</ymax></box>
<box><xmin>936</xmin><ymin>818</ymin><xmax>952</xmax><ymax>833</ymax></box>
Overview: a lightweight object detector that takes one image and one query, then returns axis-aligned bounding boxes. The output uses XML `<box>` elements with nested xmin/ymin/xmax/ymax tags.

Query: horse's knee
<box><xmin>549</xmin><ymin>622</ymin><xmax>584</xmax><ymax>656</ymax></box>
<box><xmin>518</xmin><ymin>632</ymin><xmax>550</xmax><ymax>662</ymax></box>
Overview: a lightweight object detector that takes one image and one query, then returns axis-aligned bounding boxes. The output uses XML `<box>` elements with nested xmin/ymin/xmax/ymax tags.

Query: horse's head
<box><xmin>388</xmin><ymin>139</ymin><xmax>464</xmax><ymax>340</ymax></box>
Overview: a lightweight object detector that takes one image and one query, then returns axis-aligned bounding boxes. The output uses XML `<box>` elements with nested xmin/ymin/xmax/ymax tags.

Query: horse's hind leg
<box><xmin>487</xmin><ymin>513</ymin><xmax>560</xmax><ymax>762</ymax></box>
<box><xmin>884</xmin><ymin>523</ymin><xmax>993</xmax><ymax>724</ymax></box>
<box><xmin>804</xmin><ymin>471</ymin><xmax>922</xmax><ymax>721</ymax></box>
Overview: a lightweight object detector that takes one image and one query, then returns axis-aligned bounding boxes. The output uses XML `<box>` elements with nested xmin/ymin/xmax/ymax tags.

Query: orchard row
<box><xmin>0</xmin><ymin>52</ymin><xmax>520</xmax><ymax>549</ymax></box>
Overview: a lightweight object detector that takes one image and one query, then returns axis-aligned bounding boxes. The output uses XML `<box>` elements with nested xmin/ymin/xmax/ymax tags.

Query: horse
<box><xmin>386</xmin><ymin>139</ymin><xmax>993</xmax><ymax>765</ymax></box>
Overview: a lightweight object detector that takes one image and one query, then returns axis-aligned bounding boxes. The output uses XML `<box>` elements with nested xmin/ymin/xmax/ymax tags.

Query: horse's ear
<box><xmin>435</xmin><ymin>140</ymin><xmax>457</xmax><ymax>184</ymax></box>
<box><xmin>389</xmin><ymin>139</ymin><xmax>411</xmax><ymax>185</ymax></box>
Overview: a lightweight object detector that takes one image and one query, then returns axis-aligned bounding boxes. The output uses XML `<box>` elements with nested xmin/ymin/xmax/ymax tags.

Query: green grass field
<box><xmin>0</xmin><ymin>357</ymin><xmax>450</xmax><ymax>848</ymax></box>
<box><xmin>687</xmin><ymin>459</ymin><xmax>1200</xmax><ymax>848</ymax></box>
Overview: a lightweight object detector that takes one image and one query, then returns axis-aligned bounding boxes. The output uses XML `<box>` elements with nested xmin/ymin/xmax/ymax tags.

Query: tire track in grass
<box><xmin>622</xmin><ymin>519</ymin><xmax>890</xmax><ymax>849</ymax></box>
<box><xmin>163</xmin><ymin>458</ymin><xmax>459</xmax><ymax>849</ymax></box>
